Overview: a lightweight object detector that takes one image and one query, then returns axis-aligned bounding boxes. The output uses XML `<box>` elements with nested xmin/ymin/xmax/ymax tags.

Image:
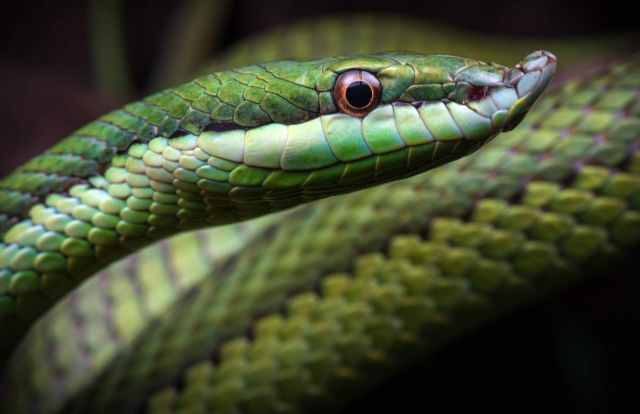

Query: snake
<box><xmin>1</xmin><ymin>13</ymin><xmax>639</xmax><ymax>414</ymax></box>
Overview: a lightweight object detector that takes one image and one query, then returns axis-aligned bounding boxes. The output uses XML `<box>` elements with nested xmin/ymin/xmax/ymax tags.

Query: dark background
<box><xmin>1</xmin><ymin>1</ymin><xmax>639</xmax><ymax>412</ymax></box>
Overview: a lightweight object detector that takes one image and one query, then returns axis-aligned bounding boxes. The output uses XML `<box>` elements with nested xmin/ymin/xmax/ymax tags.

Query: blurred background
<box><xmin>1</xmin><ymin>1</ymin><xmax>639</xmax><ymax>412</ymax></box>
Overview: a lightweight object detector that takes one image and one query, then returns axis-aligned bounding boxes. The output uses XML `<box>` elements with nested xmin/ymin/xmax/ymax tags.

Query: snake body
<box><xmin>0</xmin><ymin>51</ymin><xmax>551</xmax><ymax>339</ymax></box>
<box><xmin>1</xmin><ymin>14</ymin><xmax>639</xmax><ymax>414</ymax></box>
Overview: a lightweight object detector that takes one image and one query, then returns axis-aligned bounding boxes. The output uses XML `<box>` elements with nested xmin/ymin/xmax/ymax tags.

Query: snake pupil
<box><xmin>333</xmin><ymin>70</ymin><xmax>381</xmax><ymax>116</ymax></box>
<box><xmin>346</xmin><ymin>81</ymin><xmax>373</xmax><ymax>108</ymax></box>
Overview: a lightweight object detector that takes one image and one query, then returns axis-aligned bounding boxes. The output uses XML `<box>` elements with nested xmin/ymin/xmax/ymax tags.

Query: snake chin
<box><xmin>501</xmin><ymin>110</ymin><xmax>528</xmax><ymax>132</ymax></box>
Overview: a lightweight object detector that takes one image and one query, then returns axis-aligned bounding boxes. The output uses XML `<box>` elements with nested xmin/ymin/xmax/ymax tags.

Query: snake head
<box><xmin>217</xmin><ymin>51</ymin><xmax>556</xmax><ymax>193</ymax></box>
<box><xmin>157</xmin><ymin>52</ymin><xmax>556</xmax><ymax>216</ymax></box>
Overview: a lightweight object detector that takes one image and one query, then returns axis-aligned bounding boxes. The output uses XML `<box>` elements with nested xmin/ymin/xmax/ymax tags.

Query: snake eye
<box><xmin>334</xmin><ymin>70</ymin><xmax>381</xmax><ymax>117</ymax></box>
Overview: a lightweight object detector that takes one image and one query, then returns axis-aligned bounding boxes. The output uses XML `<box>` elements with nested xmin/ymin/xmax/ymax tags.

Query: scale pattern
<box><xmin>5</xmin><ymin>52</ymin><xmax>639</xmax><ymax>413</ymax></box>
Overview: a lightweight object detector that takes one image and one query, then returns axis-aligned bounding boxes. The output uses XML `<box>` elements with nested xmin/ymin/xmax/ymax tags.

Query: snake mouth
<box><xmin>501</xmin><ymin>109</ymin><xmax>528</xmax><ymax>132</ymax></box>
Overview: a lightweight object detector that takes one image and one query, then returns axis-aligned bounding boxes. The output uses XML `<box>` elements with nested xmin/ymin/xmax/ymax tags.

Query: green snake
<box><xmin>1</xmin><ymin>14</ymin><xmax>639</xmax><ymax>414</ymax></box>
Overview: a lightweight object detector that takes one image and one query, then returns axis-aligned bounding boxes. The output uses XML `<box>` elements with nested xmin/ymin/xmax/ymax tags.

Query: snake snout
<box><xmin>500</xmin><ymin>50</ymin><xmax>557</xmax><ymax>131</ymax></box>
<box><xmin>519</xmin><ymin>50</ymin><xmax>557</xmax><ymax>73</ymax></box>
<box><xmin>513</xmin><ymin>50</ymin><xmax>557</xmax><ymax>97</ymax></box>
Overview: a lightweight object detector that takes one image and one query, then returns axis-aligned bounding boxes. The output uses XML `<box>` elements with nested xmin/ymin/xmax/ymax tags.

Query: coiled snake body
<box><xmin>1</xmin><ymin>15</ymin><xmax>639</xmax><ymax>414</ymax></box>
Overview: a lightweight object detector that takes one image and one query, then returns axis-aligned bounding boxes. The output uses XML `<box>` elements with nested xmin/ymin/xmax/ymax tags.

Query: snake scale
<box><xmin>1</xmin><ymin>14</ymin><xmax>639</xmax><ymax>414</ymax></box>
